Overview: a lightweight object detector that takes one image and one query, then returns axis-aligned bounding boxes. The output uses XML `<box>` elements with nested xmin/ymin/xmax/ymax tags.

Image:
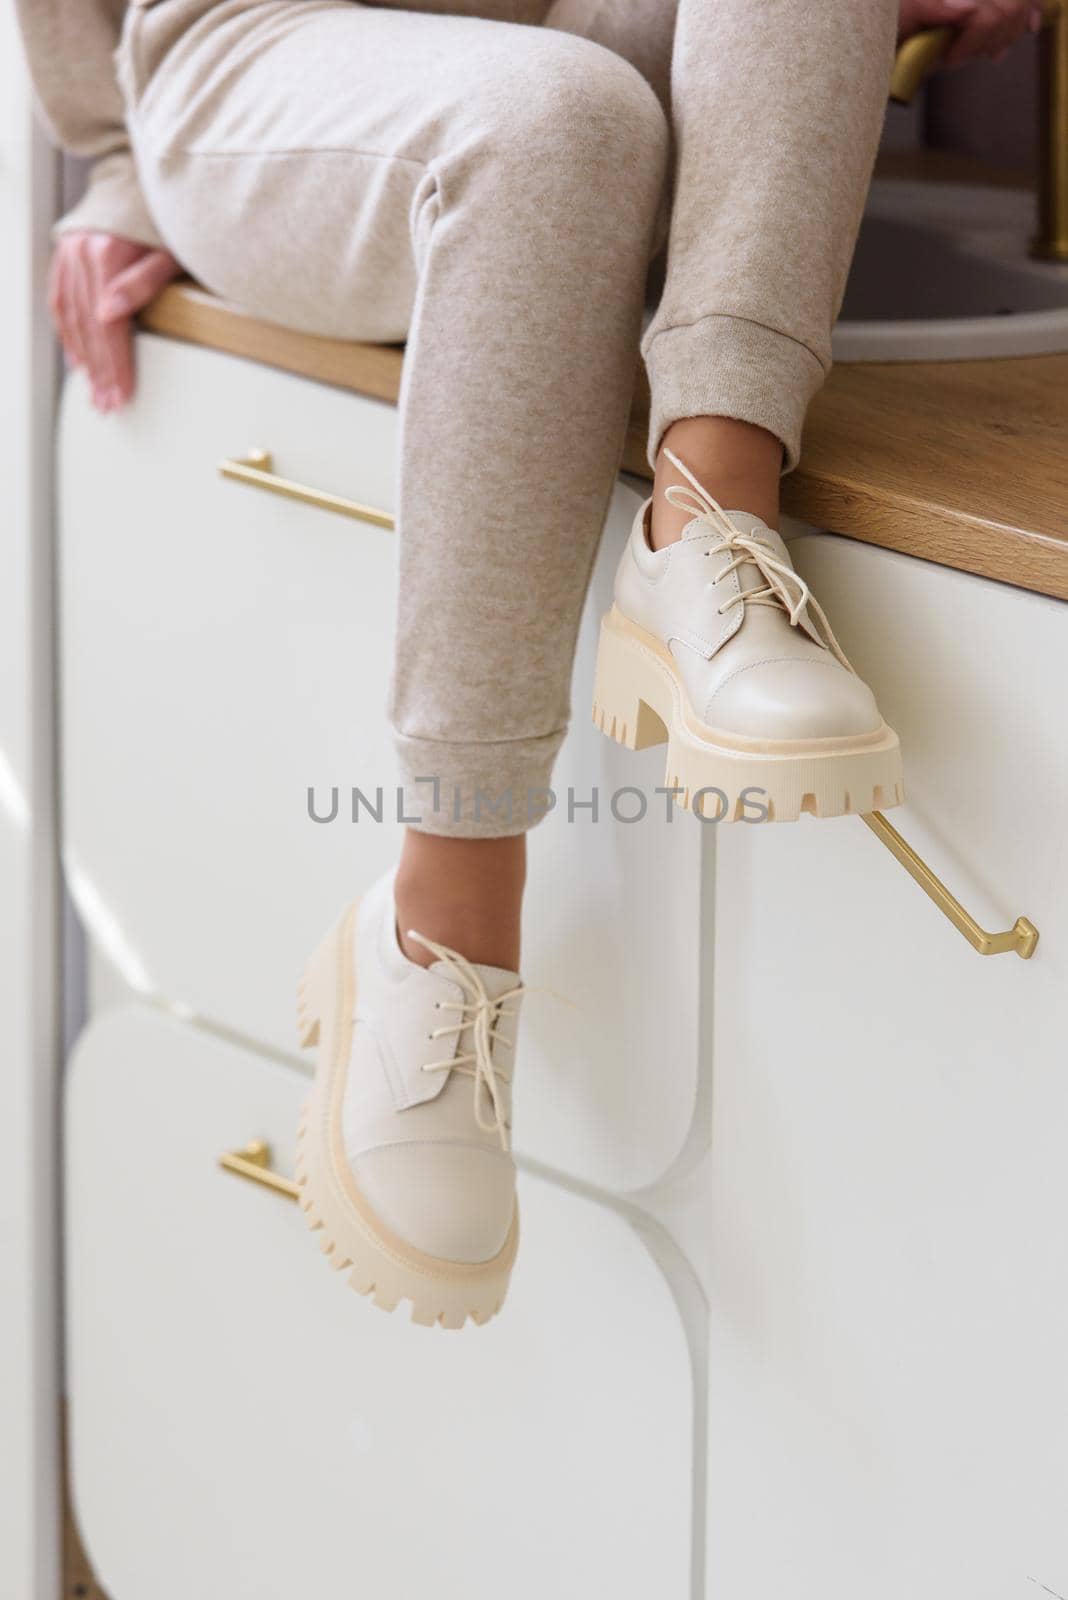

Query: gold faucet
<box><xmin>890</xmin><ymin>0</ymin><xmax>1068</xmax><ymax>262</ymax></box>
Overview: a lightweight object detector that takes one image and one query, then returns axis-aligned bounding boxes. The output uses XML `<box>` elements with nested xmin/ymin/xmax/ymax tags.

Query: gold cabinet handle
<box><xmin>861</xmin><ymin>811</ymin><xmax>1039</xmax><ymax>959</ymax></box>
<box><xmin>219</xmin><ymin>1139</ymin><xmax>299</xmax><ymax>1200</ymax></box>
<box><xmin>890</xmin><ymin>26</ymin><xmax>953</xmax><ymax>104</ymax></box>
<box><xmin>219</xmin><ymin>449</ymin><xmax>395</xmax><ymax>530</ymax></box>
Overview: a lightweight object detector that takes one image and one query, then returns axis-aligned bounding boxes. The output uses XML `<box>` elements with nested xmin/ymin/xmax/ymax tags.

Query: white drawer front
<box><xmin>60</xmin><ymin>336</ymin><xmax>403</xmax><ymax>1027</ymax></box>
<box><xmin>697</xmin><ymin>536</ymin><xmax>1068</xmax><ymax>1599</ymax></box>
<box><xmin>60</xmin><ymin>337</ymin><xmax>707</xmax><ymax>1193</ymax></box>
<box><xmin>65</xmin><ymin>1005</ymin><xmax>694</xmax><ymax>1600</ymax></box>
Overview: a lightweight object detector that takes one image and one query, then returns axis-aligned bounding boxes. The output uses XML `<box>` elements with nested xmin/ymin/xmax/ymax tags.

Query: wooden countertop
<box><xmin>140</xmin><ymin>281</ymin><xmax>1068</xmax><ymax>603</ymax></box>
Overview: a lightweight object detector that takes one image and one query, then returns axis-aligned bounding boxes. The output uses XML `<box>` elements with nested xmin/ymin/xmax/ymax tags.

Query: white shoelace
<box><xmin>661</xmin><ymin>447</ymin><xmax>855</xmax><ymax>673</ymax></box>
<box><xmin>408</xmin><ymin>929</ymin><xmax>524</xmax><ymax>1151</ymax></box>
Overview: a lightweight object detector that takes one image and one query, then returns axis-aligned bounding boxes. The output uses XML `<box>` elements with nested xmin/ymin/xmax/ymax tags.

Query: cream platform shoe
<box><xmin>296</xmin><ymin>871</ymin><xmax>523</xmax><ymax>1329</ymax></box>
<box><xmin>593</xmin><ymin>451</ymin><xmax>903</xmax><ymax>821</ymax></box>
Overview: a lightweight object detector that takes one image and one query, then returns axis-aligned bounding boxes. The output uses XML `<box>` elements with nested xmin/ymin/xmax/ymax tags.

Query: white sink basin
<box><xmin>833</xmin><ymin>179</ymin><xmax>1068</xmax><ymax>362</ymax></box>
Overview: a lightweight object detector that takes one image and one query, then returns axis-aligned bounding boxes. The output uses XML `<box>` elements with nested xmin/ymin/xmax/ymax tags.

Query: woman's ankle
<box><xmin>394</xmin><ymin>830</ymin><xmax>526</xmax><ymax>972</ymax></box>
<box><xmin>651</xmin><ymin>416</ymin><xmax>783</xmax><ymax>549</ymax></box>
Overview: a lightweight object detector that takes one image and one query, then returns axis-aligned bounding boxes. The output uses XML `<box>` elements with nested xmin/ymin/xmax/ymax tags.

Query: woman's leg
<box><xmin>124</xmin><ymin>0</ymin><xmax>668</xmax><ymax>967</ymax></box>
<box><xmin>549</xmin><ymin>0</ymin><xmax>898</xmax><ymax>537</ymax></box>
<box><xmin>643</xmin><ymin>0</ymin><xmax>898</xmax><ymax>540</ymax></box>
<box><xmin>379</xmin><ymin>18</ymin><xmax>667</xmax><ymax>966</ymax></box>
<box><xmin>551</xmin><ymin>0</ymin><xmax>904</xmax><ymax>824</ymax></box>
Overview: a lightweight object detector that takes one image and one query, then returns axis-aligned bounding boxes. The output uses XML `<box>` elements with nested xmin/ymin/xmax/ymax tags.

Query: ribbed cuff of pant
<box><xmin>642</xmin><ymin>314</ymin><xmax>827</xmax><ymax>474</ymax></box>
<box><xmin>394</xmin><ymin>728</ymin><xmax>566</xmax><ymax>838</ymax></box>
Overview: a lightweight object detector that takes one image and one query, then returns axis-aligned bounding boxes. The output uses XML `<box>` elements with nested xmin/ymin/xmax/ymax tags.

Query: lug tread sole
<box><xmin>592</xmin><ymin>608</ymin><xmax>904</xmax><ymax>823</ymax></box>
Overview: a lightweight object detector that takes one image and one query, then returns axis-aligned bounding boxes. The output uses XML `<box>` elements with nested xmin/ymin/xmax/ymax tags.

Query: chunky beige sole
<box><xmin>592</xmin><ymin>606</ymin><xmax>904</xmax><ymax>822</ymax></box>
<box><xmin>295</xmin><ymin>904</ymin><xmax>518</xmax><ymax>1330</ymax></box>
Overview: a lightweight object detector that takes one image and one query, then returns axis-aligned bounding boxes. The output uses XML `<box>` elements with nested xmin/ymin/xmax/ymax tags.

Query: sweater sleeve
<box><xmin>14</xmin><ymin>0</ymin><xmax>165</xmax><ymax>248</ymax></box>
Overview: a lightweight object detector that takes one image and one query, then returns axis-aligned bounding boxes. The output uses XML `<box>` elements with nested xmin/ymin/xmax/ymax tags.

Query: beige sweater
<box><xmin>15</xmin><ymin>0</ymin><xmax>167</xmax><ymax>245</ymax></box>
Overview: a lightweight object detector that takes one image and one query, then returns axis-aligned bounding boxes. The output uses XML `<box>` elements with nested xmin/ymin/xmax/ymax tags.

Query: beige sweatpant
<box><xmin>116</xmin><ymin>0</ymin><xmax>897</xmax><ymax>836</ymax></box>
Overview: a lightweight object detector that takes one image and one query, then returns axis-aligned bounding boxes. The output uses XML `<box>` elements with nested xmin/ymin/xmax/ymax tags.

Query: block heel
<box><xmin>591</xmin><ymin>611</ymin><xmax>669</xmax><ymax>752</ymax></box>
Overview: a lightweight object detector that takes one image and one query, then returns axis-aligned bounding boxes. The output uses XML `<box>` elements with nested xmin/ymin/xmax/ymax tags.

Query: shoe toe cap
<box><xmin>350</xmin><ymin>1143</ymin><xmax>516</xmax><ymax>1265</ymax></box>
<box><xmin>705</xmin><ymin>658</ymin><xmax>882</xmax><ymax>740</ymax></box>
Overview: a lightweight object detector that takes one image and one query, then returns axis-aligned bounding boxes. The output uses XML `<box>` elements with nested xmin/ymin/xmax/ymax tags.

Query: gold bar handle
<box><xmin>861</xmin><ymin>811</ymin><xmax>1039</xmax><ymax>959</ymax></box>
<box><xmin>890</xmin><ymin>27</ymin><xmax>953</xmax><ymax>104</ymax></box>
<box><xmin>219</xmin><ymin>449</ymin><xmax>395</xmax><ymax>530</ymax></box>
<box><xmin>219</xmin><ymin>1139</ymin><xmax>299</xmax><ymax>1201</ymax></box>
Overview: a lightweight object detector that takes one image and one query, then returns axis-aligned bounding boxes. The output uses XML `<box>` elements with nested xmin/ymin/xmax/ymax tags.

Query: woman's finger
<box><xmin>944</xmin><ymin>10</ymin><xmax>1000</xmax><ymax>60</ymax></box>
<box><xmin>48</xmin><ymin>251</ymin><xmax>80</xmax><ymax>369</ymax></box>
<box><xmin>75</xmin><ymin>248</ymin><xmax>121</xmax><ymax>407</ymax></box>
<box><xmin>96</xmin><ymin>248</ymin><xmax>181</xmax><ymax>323</ymax></box>
<box><xmin>64</xmin><ymin>250</ymin><xmax>93</xmax><ymax>373</ymax></box>
<box><xmin>946</xmin><ymin>0</ymin><xmax>1031</xmax><ymax>60</ymax></box>
<box><xmin>98</xmin><ymin>316</ymin><xmax>135</xmax><ymax>405</ymax></box>
<box><xmin>995</xmin><ymin>0</ymin><xmax>1033</xmax><ymax>47</ymax></box>
<box><xmin>85</xmin><ymin>249</ymin><xmax>127</xmax><ymax>403</ymax></box>
<box><xmin>899</xmin><ymin>0</ymin><xmax>977</xmax><ymax>33</ymax></box>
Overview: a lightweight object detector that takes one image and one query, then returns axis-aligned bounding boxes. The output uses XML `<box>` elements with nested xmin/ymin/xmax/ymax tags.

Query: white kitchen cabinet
<box><xmin>60</xmin><ymin>330</ymin><xmax>1068</xmax><ymax>1600</ymax></box>
<box><xmin>65</xmin><ymin>1004</ymin><xmax>693</xmax><ymax>1600</ymax></box>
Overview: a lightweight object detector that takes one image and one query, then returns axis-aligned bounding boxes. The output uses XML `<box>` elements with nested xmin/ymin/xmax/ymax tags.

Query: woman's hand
<box><xmin>48</xmin><ymin>232</ymin><xmax>182</xmax><ymax>413</ymax></box>
<box><xmin>898</xmin><ymin>0</ymin><xmax>1043</xmax><ymax>64</ymax></box>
